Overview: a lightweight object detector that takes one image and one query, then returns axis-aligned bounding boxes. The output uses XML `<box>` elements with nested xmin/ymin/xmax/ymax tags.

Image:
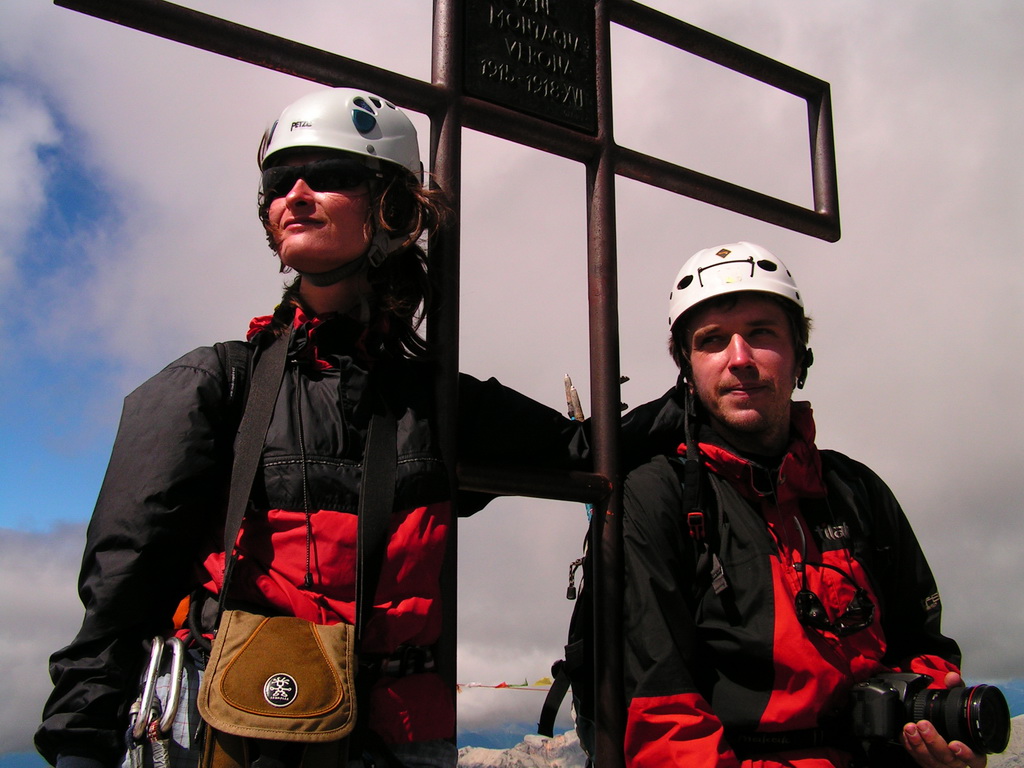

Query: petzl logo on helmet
<box><xmin>263</xmin><ymin>673</ymin><xmax>299</xmax><ymax>707</ymax></box>
<box><xmin>290</xmin><ymin>120</ymin><xmax>313</xmax><ymax>131</ymax></box>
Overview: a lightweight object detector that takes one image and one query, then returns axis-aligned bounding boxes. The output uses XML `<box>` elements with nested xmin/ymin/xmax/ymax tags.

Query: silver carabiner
<box><xmin>130</xmin><ymin>636</ymin><xmax>187</xmax><ymax>740</ymax></box>
<box><xmin>131</xmin><ymin>637</ymin><xmax>165</xmax><ymax>741</ymax></box>
<box><xmin>157</xmin><ymin>637</ymin><xmax>185</xmax><ymax>734</ymax></box>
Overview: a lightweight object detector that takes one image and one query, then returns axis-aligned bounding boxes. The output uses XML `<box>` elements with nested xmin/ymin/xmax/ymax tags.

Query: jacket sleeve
<box><xmin>878</xmin><ymin>485</ymin><xmax>962</xmax><ymax>680</ymax></box>
<box><xmin>455</xmin><ymin>379</ymin><xmax>688</xmax><ymax>507</ymax></box>
<box><xmin>35</xmin><ymin>346</ymin><xmax>235</xmax><ymax>767</ymax></box>
<box><xmin>827</xmin><ymin>453</ymin><xmax>962</xmax><ymax>682</ymax></box>
<box><xmin>619</xmin><ymin>388</ymin><xmax>687</xmax><ymax>472</ymax></box>
<box><xmin>455</xmin><ymin>374</ymin><xmax>590</xmax><ymax>514</ymax></box>
<box><xmin>622</xmin><ymin>457</ymin><xmax>741</xmax><ymax>768</ymax></box>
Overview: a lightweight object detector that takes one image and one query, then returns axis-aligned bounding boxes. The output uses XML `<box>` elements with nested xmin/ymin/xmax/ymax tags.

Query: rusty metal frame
<box><xmin>53</xmin><ymin>1</ymin><xmax>840</xmax><ymax>766</ymax></box>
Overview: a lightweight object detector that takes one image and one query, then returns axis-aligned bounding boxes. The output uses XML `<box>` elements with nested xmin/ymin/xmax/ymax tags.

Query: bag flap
<box><xmin>199</xmin><ymin>611</ymin><xmax>357</xmax><ymax>742</ymax></box>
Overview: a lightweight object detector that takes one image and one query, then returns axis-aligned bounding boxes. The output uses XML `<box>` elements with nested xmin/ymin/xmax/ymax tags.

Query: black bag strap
<box><xmin>218</xmin><ymin>332</ymin><xmax>289</xmax><ymax>617</ymax></box>
<box><xmin>355</xmin><ymin>395</ymin><xmax>397</xmax><ymax>647</ymax></box>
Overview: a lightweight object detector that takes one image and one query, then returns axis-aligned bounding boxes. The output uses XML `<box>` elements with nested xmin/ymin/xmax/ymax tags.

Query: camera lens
<box><xmin>911</xmin><ymin>684</ymin><xmax>1011</xmax><ymax>754</ymax></box>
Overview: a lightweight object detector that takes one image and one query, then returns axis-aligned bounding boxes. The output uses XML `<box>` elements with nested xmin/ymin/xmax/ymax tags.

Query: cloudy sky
<box><xmin>2</xmin><ymin>0</ymin><xmax>1022</xmax><ymax>762</ymax></box>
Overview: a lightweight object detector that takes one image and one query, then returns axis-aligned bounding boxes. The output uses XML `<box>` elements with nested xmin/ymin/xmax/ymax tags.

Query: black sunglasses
<box><xmin>792</xmin><ymin>520</ymin><xmax>875</xmax><ymax>637</ymax></box>
<box><xmin>795</xmin><ymin>560</ymin><xmax>875</xmax><ymax>637</ymax></box>
<box><xmin>261</xmin><ymin>158</ymin><xmax>377</xmax><ymax>201</ymax></box>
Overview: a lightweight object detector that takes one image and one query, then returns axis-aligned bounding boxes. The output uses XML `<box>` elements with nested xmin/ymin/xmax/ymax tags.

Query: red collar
<box><xmin>247</xmin><ymin>306</ymin><xmax>390</xmax><ymax>371</ymax></box>
<box><xmin>680</xmin><ymin>403</ymin><xmax>827</xmax><ymax>501</ymax></box>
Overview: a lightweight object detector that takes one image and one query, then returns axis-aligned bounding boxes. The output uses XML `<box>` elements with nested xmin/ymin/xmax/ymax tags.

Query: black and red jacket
<box><xmin>36</xmin><ymin>309</ymin><xmax>585</xmax><ymax>767</ymax></box>
<box><xmin>621</xmin><ymin>393</ymin><xmax>960</xmax><ymax>768</ymax></box>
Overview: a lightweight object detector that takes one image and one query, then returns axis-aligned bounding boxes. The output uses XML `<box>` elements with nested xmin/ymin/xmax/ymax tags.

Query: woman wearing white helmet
<box><xmin>37</xmin><ymin>87</ymin><xmax>585</xmax><ymax>768</ymax></box>
<box><xmin>257</xmin><ymin>87</ymin><xmax>446</xmax><ymax>358</ymax></box>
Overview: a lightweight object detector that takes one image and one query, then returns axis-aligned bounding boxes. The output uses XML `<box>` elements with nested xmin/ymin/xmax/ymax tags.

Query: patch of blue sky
<box><xmin>15</xmin><ymin>106</ymin><xmax>109</xmax><ymax>288</ymax></box>
<box><xmin>0</xmin><ymin>329</ymin><xmax>129</xmax><ymax>531</ymax></box>
<box><xmin>0</xmin><ymin>752</ymin><xmax>47</xmax><ymax>768</ymax></box>
<box><xmin>998</xmin><ymin>678</ymin><xmax>1024</xmax><ymax>717</ymax></box>
<box><xmin>0</xmin><ymin>353</ymin><xmax>117</xmax><ymax>531</ymax></box>
<box><xmin>0</xmin><ymin>83</ymin><xmax>125</xmax><ymax>532</ymax></box>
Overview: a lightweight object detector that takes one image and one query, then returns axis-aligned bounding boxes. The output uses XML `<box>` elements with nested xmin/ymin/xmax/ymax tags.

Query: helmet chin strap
<box><xmin>297</xmin><ymin>229</ymin><xmax>407</xmax><ymax>287</ymax></box>
<box><xmin>365</xmin><ymin>228</ymin><xmax>407</xmax><ymax>267</ymax></box>
<box><xmin>299</xmin><ymin>254</ymin><xmax>368</xmax><ymax>287</ymax></box>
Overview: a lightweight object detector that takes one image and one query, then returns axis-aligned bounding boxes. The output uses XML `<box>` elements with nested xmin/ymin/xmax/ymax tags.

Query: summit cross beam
<box><xmin>54</xmin><ymin>2</ymin><xmax>840</xmax><ymax>766</ymax></box>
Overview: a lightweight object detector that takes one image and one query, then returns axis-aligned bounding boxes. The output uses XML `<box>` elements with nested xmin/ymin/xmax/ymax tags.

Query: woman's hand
<box><xmin>901</xmin><ymin>673</ymin><xmax>986</xmax><ymax>768</ymax></box>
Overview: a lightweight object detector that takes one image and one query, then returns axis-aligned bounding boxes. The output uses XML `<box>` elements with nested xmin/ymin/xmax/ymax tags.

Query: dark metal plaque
<box><xmin>464</xmin><ymin>0</ymin><xmax>597</xmax><ymax>134</ymax></box>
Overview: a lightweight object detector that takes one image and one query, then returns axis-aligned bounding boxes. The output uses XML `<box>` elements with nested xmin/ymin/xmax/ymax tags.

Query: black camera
<box><xmin>849</xmin><ymin>673</ymin><xmax>1011</xmax><ymax>755</ymax></box>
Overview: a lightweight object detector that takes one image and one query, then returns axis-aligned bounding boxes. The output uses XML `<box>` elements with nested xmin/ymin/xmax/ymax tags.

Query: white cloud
<box><xmin>0</xmin><ymin>84</ymin><xmax>60</xmax><ymax>289</ymax></box>
<box><xmin>0</xmin><ymin>526</ymin><xmax>85</xmax><ymax>754</ymax></box>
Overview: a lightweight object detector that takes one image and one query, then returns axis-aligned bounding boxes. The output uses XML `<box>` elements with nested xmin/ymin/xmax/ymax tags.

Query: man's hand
<box><xmin>901</xmin><ymin>672</ymin><xmax>986</xmax><ymax>768</ymax></box>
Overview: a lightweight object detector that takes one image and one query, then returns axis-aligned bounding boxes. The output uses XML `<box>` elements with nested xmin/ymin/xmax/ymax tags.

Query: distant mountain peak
<box><xmin>458</xmin><ymin>730</ymin><xmax>587</xmax><ymax>768</ymax></box>
<box><xmin>458</xmin><ymin>717</ymin><xmax>1024</xmax><ymax>768</ymax></box>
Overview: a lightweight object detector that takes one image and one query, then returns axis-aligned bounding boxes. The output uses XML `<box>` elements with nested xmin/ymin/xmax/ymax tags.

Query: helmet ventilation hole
<box><xmin>351</xmin><ymin>108</ymin><xmax>377</xmax><ymax>134</ymax></box>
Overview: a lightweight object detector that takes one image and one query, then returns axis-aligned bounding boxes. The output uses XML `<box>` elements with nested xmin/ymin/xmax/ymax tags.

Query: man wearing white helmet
<box><xmin>619</xmin><ymin>243</ymin><xmax>992</xmax><ymax>768</ymax></box>
<box><xmin>37</xmin><ymin>87</ymin><xmax>587</xmax><ymax>768</ymax></box>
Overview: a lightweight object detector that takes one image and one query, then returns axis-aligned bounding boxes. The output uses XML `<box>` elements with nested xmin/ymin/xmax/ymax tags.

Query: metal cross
<box><xmin>54</xmin><ymin>2</ymin><xmax>840</xmax><ymax>765</ymax></box>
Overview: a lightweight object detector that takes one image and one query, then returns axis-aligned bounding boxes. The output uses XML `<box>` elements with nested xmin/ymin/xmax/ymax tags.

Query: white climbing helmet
<box><xmin>259</xmin><ymin>87</ymin><xmax>422</xmax><ymax>177</ymax></box>
<box><xmin>668</xmin><ymin>242</ymin><xmax>804</xmax><ymax>330</ymax></box>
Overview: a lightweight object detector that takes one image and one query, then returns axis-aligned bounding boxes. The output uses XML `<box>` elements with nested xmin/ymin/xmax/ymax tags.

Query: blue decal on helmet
<box><xmin>351</xmin><ymin>98</ymin><xmax>377</xmax><ymax>134</ymax></box>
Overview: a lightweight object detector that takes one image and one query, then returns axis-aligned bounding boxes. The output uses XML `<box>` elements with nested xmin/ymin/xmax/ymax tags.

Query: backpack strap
<box><xmin>538</xmin><ymin>454</ymin><xmax>721</xmax><ymax>743</ymax></box>
<box><xmin>217</xmin><ymin>333</ymin><xmax>289</xmax><ymax>617</ymax></box>
<box><xmin>213</xmin><ymin>340</ymin><xmax>254</xmax><ymax>410</ymax></box>
<box><xmin>355</xmin><ymin>394</ymin><xmax>397</xmax><ymax>647</ymax></box>
<box><xmin>538</xmin><ymin>535</ymin><xmax>591</xmax><ymax>739</ymax></box>
<box><xmin>538</xmin><ymin>664</ymin><xmax>572</xmax><ymax>738</ymax></box>
<box><xmin>666</xmin><ymin>456</ymin><xmax>727</xmax><ymax>600</ymax></box>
